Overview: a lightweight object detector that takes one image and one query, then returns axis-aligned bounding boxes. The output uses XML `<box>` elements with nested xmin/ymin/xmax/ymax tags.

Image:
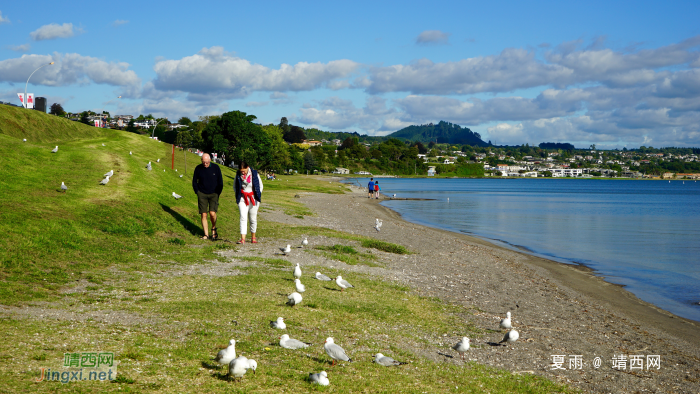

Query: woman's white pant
<box><xmin>238</xmin><ymin>201</ymin><xmax>259</xmax><ymax>234</ymax></box>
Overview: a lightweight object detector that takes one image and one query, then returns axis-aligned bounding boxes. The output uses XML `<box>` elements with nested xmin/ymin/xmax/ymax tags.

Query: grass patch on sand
<box><xmin>313</xmin><ymin>244</ymin><xmax>380</xmax><ymax>267</ymax></box>
<box><xmin>361</xmin><ymin>239</ymin><xmax>411</xmax><ymax>255</ymax></box>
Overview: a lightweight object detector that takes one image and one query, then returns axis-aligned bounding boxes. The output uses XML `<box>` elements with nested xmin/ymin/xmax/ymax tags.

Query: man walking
<box><xmin>192</xmin><ymin>153</ymin><xmax>223</xmax><ymax>240</ymax></box>
<box><xmin>368</xmin><ymin>178</ymin><xmax>374</xmax><ymax>198</ymax></box>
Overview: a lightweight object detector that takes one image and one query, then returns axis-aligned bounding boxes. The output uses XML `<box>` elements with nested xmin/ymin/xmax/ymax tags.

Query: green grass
<box><xmin>313</xmin><ymin>244</ymin><xmax>380</xmax><ymax>266</ymax></box>
<box><xmin>0</xmin><ymin>104</ymin><xmax>575</xmax><ymax>393</ymax></box>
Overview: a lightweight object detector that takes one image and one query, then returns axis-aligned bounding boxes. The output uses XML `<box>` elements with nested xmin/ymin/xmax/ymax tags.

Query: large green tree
<box><xmin>201</xmin><ymin>111</ymin><xmax>273</xmax><ymax>169</ymax></box>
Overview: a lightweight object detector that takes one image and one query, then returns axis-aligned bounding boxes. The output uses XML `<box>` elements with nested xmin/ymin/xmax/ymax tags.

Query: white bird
<box><xmin>51</xmin><ymin>146</ymin><xmax>58</xmax><ymax>153</ymax></box>
<box><xmin>293</xmin><ymin>263</ymin><xmax>302</xmax><ymax>279</ymax></box>
<box><xmin>500</xmin><ymin>312</ymin><xmax>512</xmax><ymax>330</ymax></box>
<box><xmin>175</xmin><ymin>169</ymin><xmax>178</xmax><ymax>172</ymax></box>
<box><xmin>294</xmin><ymin>278</ymin><xmax>306</xmax><ymax>293</ymax></box>
<box><xmin>302</xmin><ymin>237</ymin><xmax>308</xmax><ymax>247</ymax></box>
<box><xmin>179</xmin><ymin>175</ymin><xmax>183</xmax><ymax>178</ymax></box>
<box><xmin>279</xmin><ymin>334</ymin><xmax>311</xmax><ymax>349</ymax></box>
<box><xmin>374</xmin><ymin>218</ymin><xmax>383</xmax><ymax>232</ymax></box>
<box><xmin>373</xmin><ymin>353</ymin><xmax>407</xmax><ymax>366</ymax></box>
<box><xmin>335</xmin><ymin>275</ymin><xmax>353</xmax><ymax>292</ymax></box>
<box><xmin>270</xmin><ymin>317</ymin><xmax>286</xmax><ymax>329</ymax></box>
<box><xmin>324</xmin><ymin>337</ymin><xmax>352</xmax><ymax>366</ymax></box>
<box><xmin>214</xmin><ymin>339</ymin><xmax>237</xmax><ymax>366</ymax></box>
<box><xmin>308</xmin><ymin>371</ymin><xmax>329</xmax><ymax>386</ymax></box>
<box><xmin>157</xmin><ymin>158</ymin><xmax>160</xmax><ymax>162</ymax></box>
<box><xmin>287</xmin><ymin>292</ymin><xmax>302</xmax><ymax>306</ymax></box>
<box><xmin>315</xmin><ymin>272</ymin><xmax>332</xmax><ymax>281</ymax></box>
<box><xmin>500</xmin><ymin>329</ymin><xmax>519</xmax><ymax>344</ymax></box>
<box><xmin>280</xmin><ymin>245</ymin><xmax>291</xmax><ymax>255</ymax></box>
<box><xmin>23</xmin><ymin>139</ymin><xmax>27</xmax><ymax>142</ymax></box>
<box><xmin>100</xmin><ymin>175</ymin><xmax>110</xmax><ymax>185</ymax></box>
<box><xmin>452</xmin><ymin>337</ymin><xmax>470</xmax><ymax>360</ymax></box>
<box><xmin>102</xmin><ymin>143</ymin><xmax>105</xmax><ymax>146</ymax></box>
<box><xmin>392</xmin><ymin>194</ymin><xmax>396</xmax><ymax>199</ymax></box>
<box><xmin>129</xmin><ymin>151</ymin><xmax>132</xmax><ymax>155</ymax></box>
<box><xmin>146</xmin><ymin>161</ymin><xmax>152</xmax><ymax>171</ymax></box>
<box><xmin>172</xmin><ymin>192</ymin><xmax>182</xmax><ymax>199</ymax></box>
<box><xmin>104</xmin><ymin>169</ymin><xmax>114</xmax><ymax>177</ymax></box>
<box><xmin>228</xmin><ymin>356</ymin><xmax>256</xmax><ymax>381</ymax></box>
<box><xmin>60</xmin><ymin>182</ymin><xmax>67</xmax><ymax>192</ymax></box>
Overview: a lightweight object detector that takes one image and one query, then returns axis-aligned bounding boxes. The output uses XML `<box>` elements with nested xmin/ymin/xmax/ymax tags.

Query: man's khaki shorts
<box><xmin>197</xmin><ymin>192</ymin><xmax>219</xmax><ymax>214</ymax></box>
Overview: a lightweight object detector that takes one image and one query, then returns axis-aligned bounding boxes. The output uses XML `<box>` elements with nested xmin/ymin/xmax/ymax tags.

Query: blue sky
<box><xmin>1</xmin><ymin>1</ymin><xmax>700</xmax><ymax>148</ymax></box>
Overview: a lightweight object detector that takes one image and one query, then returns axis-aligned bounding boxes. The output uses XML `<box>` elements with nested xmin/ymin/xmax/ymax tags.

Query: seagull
<box><xmin>294</xmin><ymin>279</ymin><xmax>306</xmax><ymax>293</ymax></box>
<box><xmin>104</xmin><ymin>169</ymin><xmax>114</xmax><ymax>177</ymax></box>
<box><xmin>179</xmin><ymin>175</ymin><xmax>183</xmax><ymax>178</ymax></box>
<box><xmin>500</xmin><ymin>312</ymin><xmax>512</xmax><ymax>330</ymax></box>
<box><xmin>60</xmin><ymin>182</ymin><xmax>67</xmax><ymax>192</ymax></box>
<box><xmin>175</xmin><ymin>169</ymin><xmax>178</xmax><ymax>172</ymax></box>
<box><xmin>452</xmin><ymin>337</ymin><xmax>470</xmax><ymax>360</ymax></box>
<box><xmin>287</xmin><ymin>292</ymin><xmax>302</xmax><ymax>307</ymax></box>
<box><xmin>335</xmin><ymin>275</ymin><xmax>353</xmax><ymax>292</ymax></box>
<box><xmin>146</xmin><ymin>161</ymin><xmax>152</xmax><ymax>171</ymax></box>
<box><xmin>279</xmin><ymin>334</ymin><xmax>311</xmax><ymax>349</ymax></box>
<box><xmin>374</xmin><ymin>218</ymin><xmax>383</xmax><ymax>232</ymax></box>
<box><xmin>324</xmin><ymin>337</ymin><xmax>352</xmax><ymax>366</ymax></box>
<box><xmin>315</xmin><ymin>272</ymin><xmax>332</xmax><ymax>281</ymax></box>
<box><xmin>102</xmin><ymin>143</ymin><xmax>105</xmax><ymax>146</ymax></box>
<box><xmin>23</xmin><ymin>139</ymin><xmax>27</xmax><ymax>142</ymax></box>
<box><xmin>373</xmin><ymin>353</ymin><xmax>407</xmax><ymax>366</ymax></box>
<box><xmin>293</xmin><ymin>263</ymin><xmax>302</xmax><ymax>279</ymax></box>
<box><xmin>100</xmin><ymin>175</ymin><xmax>110</xmax><ymax>185</ymax></box>
<box><xmin>308</xmin><ymin>371</ymin><xmax>329</xmax><ymax>386</ymax></box>
<box><xmin>172</xmin><ymin>192</ymin><xmax>182</xmax><ymax>199</ymax></box>
<box><xmin>280</xmin><ymin>245</ymin><xmax>291</xmax><ymax>255</ymax></box>
<box><xmin>302</xmin><ymin>237</ymin><xmax>308</xmax><ymax>247</ymax></box>
<box><xmin>228</xmin><ymin>356</ymin><xmax>256</xmax><ymax>381</ymax></box>
<box><xmin>51</xmin><ymin>146</ymin><xmax>58</xmax><ymax>153</ymax></box>
<box><xmin>270</xmin><ymin>317</ymin><xmax>286</xmax><ymax>329</ymax></box>
<box><xmin>392</xmin><ymin>194</ymin><xmax>396</xmax><ymax>199</ymax></box>
<box><xmin>157</xmin><ymin>158</ymin><xmax>160</xmax><ymax>163</ymax></box>
<box><xmin>129</xmin><ymin>151</ymin><xmax>132</xmax><ymax>155</ymax></box>
<box><xmin>499</xmin><ymin>329</ymin><xmax>519</xmax><ymax>344</ymax></box>
<box><xmin>214</xmin><ymin>339</ymin><xmax>237</xmax><ymax>367</ymax></box>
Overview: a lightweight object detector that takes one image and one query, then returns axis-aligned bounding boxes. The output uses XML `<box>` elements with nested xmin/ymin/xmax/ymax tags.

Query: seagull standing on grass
<box><xmin>500</xmin><ymin>329</ymin><xmax>519</xmax><ymax>344</ymax></box>
<box><xmin>51</xmin><ymin>146</ymin><xmax>58</xmax><ymax>153</ymax></box>
<box><xmin>270</xmin><ymin>317</ymin><xmax>286</xmax><ymax>329</ymax></box>
<box><xmin>309</xmin><ymin>371</ymin><xmax>329</xmax><ymax>386</ymax></box>
<box><xmin>302</xmin><ymin>237</ymin><xmax>308</xmax><ymax>247</ymax></box>
<box><xmin>373</xmin><ymin>353</ymin><xmax>408</xmax><ymax>366</ymax></box>
<box><xmin>60</xmin><ymin>182</ymin><xmax>67</xmax><ymax>192</ymax></box>
<box><xmin>315</xmin><ymin>272</ymin><xmax>332</xmax><ymax>281</ymax></box>
<box><xmin>214</xmin><ymin>339</ymin><xmax>237</xmax><ymax>367</ymax></box>
<box><xmin>452</xmin><ymin>337</ymin><xmax>470</xmax><ymax>360</ymax></box>
<box><xmin>146</xmin><ymin>161</ymin><xmax>152</xmax><ymax>171</ymax></box>
<box><xmin>287</xmin><ymin>292</ymin><xmax>302</xmax><ymax>306</ymax></box>
<box><xmin>104</xmin><ymin>169</ymin><xmax>114</xmax><ymax>177</ymax></box>
<box><xmin>294</xmin><ymin>279</ymin><xmax>306</xmax><ymax>293</ymax></box>
<box><xmin>500</xmin><ymin>312</ymin><xmax>512</xmax><ymax>330</ymax></box>
<box><xmin>279</xmin><ymin>334</ymin><xmax>311</xmax><ymax>349</ymax></box>
<box><xmin>100</xmin><ymin>175</ymin><xmax>110</xmax><ymax>185</ymax></box>
<box><xmin>228</xmin><ymin>356</ymin><xmax>256</xmax><ymax>381</ymax></box>
<box><xmin>335</xmin><ymin>275</ymin><xmax>353</xmax><ymax>292</ymax></box>
<box><xmin>23</xmin><ymin>139</ymin><xmax>27</xmax><ymax>142</ymax></box>
<box><xmin>293</xmin><ymin>263</ymin><xmax>302</xmax><ymax>279</ymax></box>
<box><xmin>324</xmin><ymin>337</ymin><xmax>352</xmax><ymax>366</ymax></box>
<box><xmin>129</xmin><ymin>151</ymin><xmax>132</xmax><ymax>155</ymax></box>
<box><xmin>157</xmin><ymin>158</ymin><xmax>160</xmax><ymax>163</ymax></box>
<box><xmin>172</xmin><ymin>192</ymin><xmax>182</xmax><ymax>199</ymax></box>
<box><xmin>280</xmin><ymin>245</ymin><xmax>291</xmax><ymax>255</ymax></box>
<box><xmin>102</xmin><ymin>143</ymin><xmax>105</xmax><ymax>146</ymax></box>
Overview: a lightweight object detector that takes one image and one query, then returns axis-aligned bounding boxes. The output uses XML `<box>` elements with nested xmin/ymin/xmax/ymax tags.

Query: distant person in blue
<box><xmin>368</xmin><ymin>178</ymin><xmax>374</xmax><ymax>198</ymax></box>
<box><xmin>192</xmin><ymin>153</ymin><xmax>223</xmax><ymax>240</ymax></box>
<box><xmin>374</xmin><ymin>180</ymin><xmax>381</xmax><ymax>199</ymax></box>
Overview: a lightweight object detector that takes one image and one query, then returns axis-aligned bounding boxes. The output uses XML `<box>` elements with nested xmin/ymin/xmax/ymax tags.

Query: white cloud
<box><xmin>151</xmin><ymin>46</ymin><xmax>360</xmax><ymax>100</ymax></box>
<box><xmin>30</xmin><ymin>23</ymin><xmax>82</xmax><ymax>41</ymax></box>
<box><xmin>112</xmin><ymin>20</ymin><xmax>128</xmax><ymax>27</ymax></box>
<box><xmin>0</xmin><ymin>11</ymin><xmax>9</xmax><ymax>24</ymax></box>
<box><xmin>416</xmin><ymin>30</ymin><xmax>450</xmax><ymax>45</ymax></box>
<box><xmin>245</xmin><ymin>101</ymin><xmax>269</xmax><ymax>107</ymax></box>
<box><xmin>8</xmin><ymin>43</ymin><xmax>30</xmax><ymax>52</ymax></box>
<box><xmin>298</xmin><ymin>96</ymin><xmax>397</xmax><ymax>133</ymax></box>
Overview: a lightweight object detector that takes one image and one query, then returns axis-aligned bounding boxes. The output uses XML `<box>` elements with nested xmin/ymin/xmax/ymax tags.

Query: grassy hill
<box><xmin>0</xmin><ymin>105</ymin><xmax>570</xmax><ymax>393</ymax></box>
<box><xmin>388</xmin><ymin>121</ymin><xmax>490</xmax><ymax>146</ymax></box>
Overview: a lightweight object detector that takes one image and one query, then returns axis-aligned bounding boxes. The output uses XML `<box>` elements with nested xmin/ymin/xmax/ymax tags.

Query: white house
<box><xmin>334</xmin><ymin>167</ymin><xmax>349</xmax><ymax>174</ymax></box>
<box><xmin>427</xmin><ymin>166</ymin><xmax>436</xmax><ymax>176</ymax></box>
<box><xmin>550</xmin><ymin>168</ymin><xmax>583</xmax><ymax>177</ymax></box>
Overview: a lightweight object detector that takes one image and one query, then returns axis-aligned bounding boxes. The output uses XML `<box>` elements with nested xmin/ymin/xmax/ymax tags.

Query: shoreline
<box><xmin>273</xmin><ymin>178</ymin><xmax>700</xmax><ymax>393</ymax></box>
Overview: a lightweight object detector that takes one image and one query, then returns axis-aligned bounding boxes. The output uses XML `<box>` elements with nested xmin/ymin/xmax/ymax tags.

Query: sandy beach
<box><xmin>260</xmin><ymin>180</ymin><xmax>700</xmax><ymax>393</ymax></box>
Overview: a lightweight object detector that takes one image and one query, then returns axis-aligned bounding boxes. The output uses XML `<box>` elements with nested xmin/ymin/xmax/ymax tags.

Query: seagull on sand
<box><xmin>279</xmin><ymin>334</ymin><xmax>311</xmax><ymax>349</ymax></box>
<box><xmin>214</xmin><ymin>339</ymin><xmax>237</xmax><ymax>367</ymax></box>
<box><xmin>500</xmin><ymin>312</ymin><xmax>512</xmax><ymax>330</ymax></box>
<box><xmin>324</xmin><ymin>337</ymin><xmax>352</xmax><ymax>366</ymax></box>
<box><xmin>51</xmin><ymin>146</ymin><xmax>58</xmax><ymax>153</ymax></box>
<box><xmin>315</xmin><ymin>272</ymin><xmax>332</xmax><ymax>281</ymax></box>
<box><xmin>302</xmin><ymin>237</ymin><xmax>308</xmax><ymax>247</ymax></box>
<box><xmin>100</xmin><ymin>175</ymin><xmax>110</xmax><ymax>185</ymax></box>
<box><xmin>104</xmin><ymin>169</ymin><xmax>114</xmax><ymax>177</ymax></box>
<box><xmin>499</xmin><ymin>329</ymin><xmax>519</xmax><ymax>344</ymax></box>
<box><xmin>60</xmin><ymin>182</ymin><xmax>67</xmax><ymax>192</ymax></box>
<box><xmin>452</xmin><ymin>337</ymin><xmax>470</xmax><ymax>360</ymax></box>
<box><xmin>228</xmin><ymin>356</ymin><xmax>256</xmax><ymax>381</ymax></box>
<box><xmin>373</xmin><ymin>353</ymin><xmax>407</xmax><ymax>366</ymax></box>
<box><xmin>293</xmin><ymin>263</ymin><xmax>302</xmax><ymax>279</ymax></box>
<box><xmin>280</xmin><ymin>245</ymin><xmax>291</xmax><ymax>255</ymax></box>
<box><xmin>294</xmin><ymin>279</ymin><xmax>306</xmax><ymax>293</ymax></box>
<box><xmin>375</xmin><ymin>218</ymin><xmax>383</xmax><ymax>232</ymax></box>
<box><xmin>146</xmin><ymin>161</ymin><xmax>152</xmax><ymax>171</ymax></box>
<box><xmin>172</xmin><ymin>192</ymin><xmax>182</xmax><ymax>199</ymax></box>
<box><xmin>270</xmin><ymin>317</ymin><xmax>286</xmax><ymax>329</ymax></box>
<box><xmin>335</xmin><ymin>275</ymin><xmax>353</xmax><ymax>292</ymax></box>
<box><xmin>287</xmin><ymin>292</ymin><xmax>302</xmax><ymax>306</ymax></box>
<box><xmin>309</xmin><ymin>371</ymin><xmax>329</xmax><ymax>386</ymax></box>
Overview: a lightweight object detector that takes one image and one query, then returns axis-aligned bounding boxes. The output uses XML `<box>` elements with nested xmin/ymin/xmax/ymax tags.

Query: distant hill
<box><xmin>387</xmin><ymin>121</ymin><xmax>490</xmax><ymax>146</ymax></box>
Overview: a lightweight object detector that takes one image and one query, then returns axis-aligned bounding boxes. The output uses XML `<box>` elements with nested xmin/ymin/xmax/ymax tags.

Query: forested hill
<box><xmin>387</xmin><ymin>121</ymin><xmax>490</xmax><ymax>146</ymax></box>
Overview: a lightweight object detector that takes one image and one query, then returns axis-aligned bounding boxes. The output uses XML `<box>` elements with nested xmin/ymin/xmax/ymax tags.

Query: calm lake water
<box><xmin>350</xmin><ymin>178</ymin><xmax>700</xmax><ymax>322</ymax></box>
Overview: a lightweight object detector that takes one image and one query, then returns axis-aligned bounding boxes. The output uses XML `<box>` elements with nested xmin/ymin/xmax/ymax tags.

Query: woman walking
<box><xmin>235</xmin><ymin>161</ymin><xmax>263</xmax><ymax>244</ymax></box>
